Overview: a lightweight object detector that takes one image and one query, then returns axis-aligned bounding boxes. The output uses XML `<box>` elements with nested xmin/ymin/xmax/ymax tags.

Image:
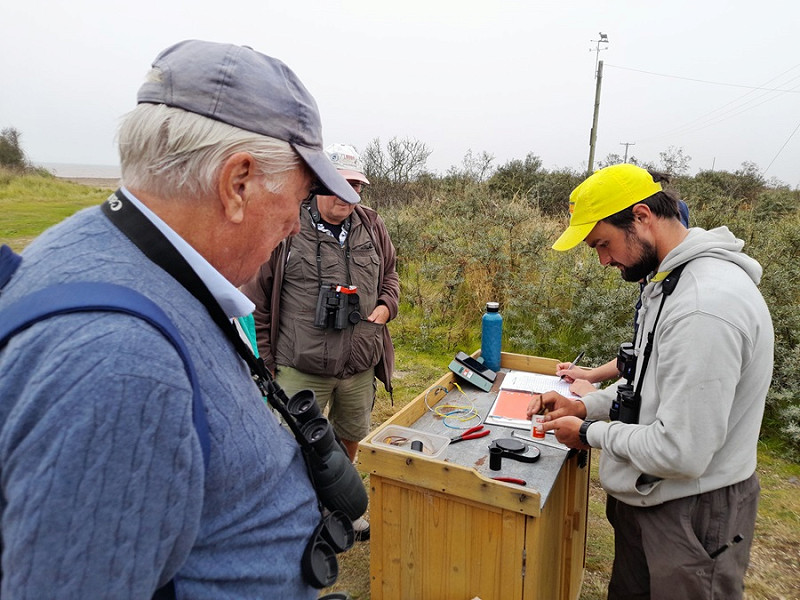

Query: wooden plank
<box><xmin>564</xmin><ymin>453</ymin><xmax>590</xmax><ymax>599</ymax></box>
<box><xmin>523</xmin><ymin>464</ymin><xmax>569</xmax><ymax>600</ymax></box>
<box><xmin>501</xmin><ymin>352</ymin><xmax>560</xmax><ymax>376</ymax></box>
<box><xmin>359</xmin><ymin>444</ymin><xmax>541</xmax><ymax>518</ymax></box>
<box><xmin>369</xmin><ymin>477</ymin><xmax>528</xmax><ymax>600</ymax></box>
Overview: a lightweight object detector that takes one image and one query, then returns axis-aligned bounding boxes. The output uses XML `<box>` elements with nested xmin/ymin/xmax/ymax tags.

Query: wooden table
<box><xmin>358</xmin><ymin>352</ymin><xmax>589</xmax><ymax>600</ymax></box>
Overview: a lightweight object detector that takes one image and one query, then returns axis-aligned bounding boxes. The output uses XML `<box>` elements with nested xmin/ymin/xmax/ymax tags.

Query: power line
<box><xmin>605</xmin><ymin>63</ymin><xmax>800</xmax><ymax>93</ymax></box>
<box><xmin>763</xmin><ymin>119</ymin><xmax>800</xmax><ymax>176</ymax></box>
<box><xmin>614</xmin><ymin>63</ymin><xmax>800</xmax><ymax>143</ymax></box>
<box><xmin>603</xmin><ymin>62</ymin><xmax>800</xmax><ymax>182</ymax></box>
<box><xmin>639</xmin><ymin>79</ymin><xmax>800</xmax><ymax>143</ymax></box>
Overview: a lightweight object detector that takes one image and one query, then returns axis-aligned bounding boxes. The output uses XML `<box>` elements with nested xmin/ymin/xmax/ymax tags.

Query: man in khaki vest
<box><xmin>243</xmin><ymin>144</ymin><xmax>399</xmax><ymax>542</ymax></box>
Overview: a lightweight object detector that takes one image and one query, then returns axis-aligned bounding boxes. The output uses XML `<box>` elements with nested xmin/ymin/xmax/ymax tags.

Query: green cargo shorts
<box><xmin>276</xmin><ymin>365</ymin><xmax>376</xmax><ymax>443</ymax></box>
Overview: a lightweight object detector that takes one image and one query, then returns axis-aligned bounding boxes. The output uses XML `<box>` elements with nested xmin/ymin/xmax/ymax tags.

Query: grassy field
<box><xmin>2</xmin><ymin>173</ymin><xmax>798</xmax><ymax>599</ymax></box>
<box><xmin>0</xmin><ymin>172</ymin><xmax>113</xmax><ymax>250</ymax></box>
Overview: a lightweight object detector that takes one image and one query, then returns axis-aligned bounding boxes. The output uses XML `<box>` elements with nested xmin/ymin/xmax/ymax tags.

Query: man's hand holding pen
<box><xmin>557</xmin><ymin>350</ymin><xmax>585</xmax><ymax>381</ymax></box>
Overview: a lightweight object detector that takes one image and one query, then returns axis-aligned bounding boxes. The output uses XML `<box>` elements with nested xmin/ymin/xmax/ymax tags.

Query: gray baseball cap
<box><xmin>137</xmin><ymin>39</ymin><xmax>360</xmax><ymax>205</ymax></box>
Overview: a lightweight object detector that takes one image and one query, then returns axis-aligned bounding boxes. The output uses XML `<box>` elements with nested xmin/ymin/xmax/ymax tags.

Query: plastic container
<box><xmin>370</xmin><ymin>425</ymin><xmax>451</xmax><ymax>459</ymax></box>
<box><xmin>531</xmin><ymin>414</ymin><xmax>546</xmax><ymax>439</ymax></box>
<box><xmin>481</xmin><ymin>301</ymin><xmax>503</xmax><ymax>372</ymax></box>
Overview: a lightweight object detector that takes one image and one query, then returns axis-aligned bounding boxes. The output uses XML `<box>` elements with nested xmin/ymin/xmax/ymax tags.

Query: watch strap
<box><xmin>579</xmin><ymin>419</ymin><xmax>596</xmax><ymax>447</ymax></box>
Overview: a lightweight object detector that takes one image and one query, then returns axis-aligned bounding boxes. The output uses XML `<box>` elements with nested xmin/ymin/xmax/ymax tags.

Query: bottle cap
<box><xmin>486</xmin><ymin>302</ymin><xmax>500</xmax><ymax>312</ymax></box>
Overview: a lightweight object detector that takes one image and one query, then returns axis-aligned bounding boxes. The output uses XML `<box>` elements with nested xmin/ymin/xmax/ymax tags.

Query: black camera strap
<box><xmin>633</xmin><ymin>263</ymin><xmax>687</xmax><ymax>402</ymax></box>
<box><xmin>308</xmin><ymin>200</ymin><xmax>352</xmax><ymax>288</ymax></box>
<box><xmin>101</xmin><ymin>191</ymin><xmax>315</xmax><ymax>453</ymax></box>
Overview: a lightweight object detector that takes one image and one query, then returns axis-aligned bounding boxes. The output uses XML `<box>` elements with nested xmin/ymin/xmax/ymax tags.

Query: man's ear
<box><xmin>218</xmin><ymin>152</ymin><xmax>257</xmax><ymax>224</ymax></box>
<box><xmin>631</xmin><ymin>202</ymin><xmax>653</xmax><ymax>224</ymax></box>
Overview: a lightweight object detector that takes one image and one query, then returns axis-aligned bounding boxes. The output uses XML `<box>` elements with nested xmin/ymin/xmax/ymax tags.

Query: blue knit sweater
<box><xmin>0</xmin><ymin>205</ymin><xmax>319</xmax><ymax>598</ymax></box>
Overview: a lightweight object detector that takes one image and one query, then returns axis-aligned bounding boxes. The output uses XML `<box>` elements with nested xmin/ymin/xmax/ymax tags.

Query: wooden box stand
<box><xmin>358</xmin><ymin>352</ymin><xmax>589</xmax><ymax>600</ymax></box>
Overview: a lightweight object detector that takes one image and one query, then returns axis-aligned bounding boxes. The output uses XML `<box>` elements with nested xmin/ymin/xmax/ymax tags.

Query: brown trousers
<box><xmin>606</xmin><ymin>472</ymin><xmax>760</xmax><ymax>600</ymax></box>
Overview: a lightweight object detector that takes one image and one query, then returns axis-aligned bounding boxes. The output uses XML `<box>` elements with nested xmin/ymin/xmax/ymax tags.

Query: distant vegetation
<box><xmin>0</xmin><ymin>127</ymin><xmax>51</xmax><ymax>178</ymax></box>
<box><xmin>362</xmin><ymin>137</ymin><xmax>800</xmax><ymax>461</ymax></box>
<box><xmin>2</xmin><ymin>129</ymin><xmax>798</xmax><ymax>460</ymax></box>
<box><xmin>0</xmin><ymin>127</ymin><xmax>28</xmax><ymax>170</ymax></box>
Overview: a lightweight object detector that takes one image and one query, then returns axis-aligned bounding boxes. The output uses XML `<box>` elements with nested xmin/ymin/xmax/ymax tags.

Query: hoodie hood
<box><xmin>657</xmin><ymin>226</ymin><xmax>762</xmax><ymax>286</ymax></box>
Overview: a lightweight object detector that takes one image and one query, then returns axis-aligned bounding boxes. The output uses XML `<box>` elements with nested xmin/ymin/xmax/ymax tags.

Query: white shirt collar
<box><xmin>120</xmin><ymin>187</ymin><xmax>255</xmax><ymax>318</ymax></box>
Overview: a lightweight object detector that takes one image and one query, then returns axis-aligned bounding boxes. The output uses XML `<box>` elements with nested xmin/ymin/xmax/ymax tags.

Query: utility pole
<box><xmin>591</xmin><ymin>32</ymin><xmax>608</xmax><ymax>78</ymax></box>
<box><xmin>587</xmin><ymin>33</ymin><xmax>609</xmax><ymax>175</ymax></box>
<box><xmin>620</xmin><ymin>142</ymin><xmax>635</xmax><ymax>163</ymax></box>
<box><xmin>587</xmin><ymin>59</ymin><xmax>604</xmax><ymax>176</ymax></box>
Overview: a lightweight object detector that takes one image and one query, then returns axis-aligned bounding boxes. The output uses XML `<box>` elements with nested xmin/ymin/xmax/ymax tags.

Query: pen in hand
<box><xmin>561</xmin><ymin>351</ymin><xmax>585</xmax><ymax>379</ymax></box>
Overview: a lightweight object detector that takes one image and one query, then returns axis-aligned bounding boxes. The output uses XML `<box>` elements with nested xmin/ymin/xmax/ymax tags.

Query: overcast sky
<box><xmin>2</xmin><ymin>0</ymin><xmax>798</xmax><ymax>187</ymax></box>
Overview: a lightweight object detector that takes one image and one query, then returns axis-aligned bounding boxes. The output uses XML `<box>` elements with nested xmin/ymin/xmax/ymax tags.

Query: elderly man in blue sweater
<box><xmin>0</xmin><ymin>40</ymin><xmax>362</xmax><ymax>599</ymax></box>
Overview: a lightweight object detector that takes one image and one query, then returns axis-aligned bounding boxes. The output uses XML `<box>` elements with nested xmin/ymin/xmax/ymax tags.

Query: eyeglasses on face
<box><xmin>347</xmin><ymin>181</ymin><xmax>363</xmax><ymax>194</ymax></box>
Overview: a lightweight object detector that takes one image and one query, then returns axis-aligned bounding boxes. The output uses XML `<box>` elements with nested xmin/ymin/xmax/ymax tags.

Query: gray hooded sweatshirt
<box><xmin>582</xmin><ymin>226</ymin><xmax>774</xmax><ymax>507</ymax></box>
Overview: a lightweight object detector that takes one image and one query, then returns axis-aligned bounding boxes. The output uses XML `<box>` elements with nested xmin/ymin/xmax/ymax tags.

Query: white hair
<box><xmin>117</xmin><ymin>104</ymin><xmax>301</xmax><ymax>199</ymax></box>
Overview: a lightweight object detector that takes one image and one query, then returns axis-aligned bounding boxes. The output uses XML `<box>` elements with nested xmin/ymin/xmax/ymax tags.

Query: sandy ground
<box><xmin>60</xmin><ymin>177</ymin><xmax>120</xmax><ymax>189</ymax></box>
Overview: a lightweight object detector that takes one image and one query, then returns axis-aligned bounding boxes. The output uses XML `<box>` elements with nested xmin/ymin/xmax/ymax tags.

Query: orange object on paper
<box><xmin>490</xmin><ymin>389</ymin><xmax>534</xmax><ymax>421</ymax></box>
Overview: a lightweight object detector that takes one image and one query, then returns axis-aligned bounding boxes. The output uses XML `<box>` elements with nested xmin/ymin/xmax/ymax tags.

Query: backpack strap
<box><xmin>0</xmin><ymin>280</ymin><xmax>210</xmax><ymax>468</ymax></box>
<box><xmin>0</xmin><ymin>245</ymin><xmax>22</xmax><ymax>289</ymax></box>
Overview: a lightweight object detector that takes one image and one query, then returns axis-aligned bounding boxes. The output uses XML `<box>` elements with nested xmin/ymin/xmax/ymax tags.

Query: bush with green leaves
<box><xmin>0</xmin><ymin>128</ymin><xmax>28</xmax><ymax>170</ymax></box>
<box><xmin>374</xmin><ymin>166</ymin><xmax>800</xmax><ymax>461</ymax></box>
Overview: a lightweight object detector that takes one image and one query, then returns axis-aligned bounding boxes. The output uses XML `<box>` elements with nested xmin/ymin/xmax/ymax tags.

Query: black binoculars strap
<box><xmin>100</xmin><ymin>190</ymin><xmax>359</xmax><ymax>592</ymax></box>
<box><xmin>312</xmin><ymin>216</ymin><xmax>352</xmax><ymax>288</ymax></box>
<box><xmin>633</xmin><ymin>264</ymin><xmax>687</xmax><ymax>401</ymax></box>
<box><xmin>101</xmin><ymin>191</ymin><xmax>313</xmax><ymax>453</ymax></box>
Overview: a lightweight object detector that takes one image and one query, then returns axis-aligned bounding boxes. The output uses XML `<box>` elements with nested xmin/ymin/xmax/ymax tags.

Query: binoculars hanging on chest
<box><xmin>609</xmin><ymin>342</ymin><xmax>642</xmax><ymax>424</ymax></box>
<box><xmin>314</xmin><ymin>283</ymin><xmax>362</xmax><ymax>330</ymax></box>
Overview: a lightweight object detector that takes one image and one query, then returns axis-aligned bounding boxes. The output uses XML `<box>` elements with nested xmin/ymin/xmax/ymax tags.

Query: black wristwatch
<box><xmin>579</xmin><ymin>419</ymin><xmax>596</xmax><ymax>447</ymax></box>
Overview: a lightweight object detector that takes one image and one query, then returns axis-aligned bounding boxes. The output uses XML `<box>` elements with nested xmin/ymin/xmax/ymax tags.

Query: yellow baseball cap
<box><xmin>552</xmin><ymin>164</ymin><xmax>663</xmax><ymax>251</ymax></box>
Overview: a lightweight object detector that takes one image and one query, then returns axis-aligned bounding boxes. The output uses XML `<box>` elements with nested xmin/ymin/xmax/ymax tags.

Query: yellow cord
<box><xmin>424</xmin><ymin>383</ymin><xmax>480</xmax><ymax>428</ymax></box>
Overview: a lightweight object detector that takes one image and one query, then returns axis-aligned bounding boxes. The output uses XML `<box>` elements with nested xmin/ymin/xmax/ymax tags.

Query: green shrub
<box><xmin>378</xmin><ymin>170</ymin><xmax>800</xmax><ymax>461</ymax></box>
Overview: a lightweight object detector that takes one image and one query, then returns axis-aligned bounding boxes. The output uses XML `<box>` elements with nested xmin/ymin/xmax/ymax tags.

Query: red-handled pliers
<box><xmin>450</xmin><ymin>424</ymin><xmax>490</xmax><ymax>444</ymax></box>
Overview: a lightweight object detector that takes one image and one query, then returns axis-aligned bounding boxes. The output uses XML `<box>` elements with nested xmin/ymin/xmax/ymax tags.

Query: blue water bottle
<box><xmin>481</xmin><ymin>301</ymin><xmax>503</xmax><ymax>372</ymax></box>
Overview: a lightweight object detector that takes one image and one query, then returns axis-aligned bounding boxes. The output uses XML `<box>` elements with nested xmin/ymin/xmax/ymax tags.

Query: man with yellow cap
<box><xmin>527</xmin><ymin>164</ymin><xmax>773</xmax><ymax>599</ymax></box>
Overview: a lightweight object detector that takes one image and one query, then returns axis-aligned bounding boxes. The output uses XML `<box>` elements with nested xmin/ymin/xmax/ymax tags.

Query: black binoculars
<box><xmin>285</xmin><ymin>389</ymin><xmax>369</xmax><ymax>588</ymax></box>
<box><xmin>314</xmin><ymin>283</ymin><xmax>361</xmax><ymax>330</ymax></box>
<box><xmin>286</xmin><ymin>390</ymin><xmax>368</xmax><ymax>520</ymax></box>
<box><xmin>610</xmin><ymin>342</ymin><xmax>642</xmax><ymax>424</ymax></box>
<box><xmin>616</xmin><ymin>342</ymin><xmax>636</xmax><ymax>381</ymax></box>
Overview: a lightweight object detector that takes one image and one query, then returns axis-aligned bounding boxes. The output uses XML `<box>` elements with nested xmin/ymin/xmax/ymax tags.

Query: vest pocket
<box><xmin>346</xmin><ymin>319</ymin><xmax>384</xmax><ymax>377</ymax></box>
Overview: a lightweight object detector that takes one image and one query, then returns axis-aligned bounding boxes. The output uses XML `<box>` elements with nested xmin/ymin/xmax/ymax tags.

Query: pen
<box><xmin>709</xmin><ymin>534</ymin><xmax>743</xmax><ymax>559</ymax></box>
<box><xmin>561</xmin><ymin>350</ymin><xmax>585</xmax><ymax>379</ymax></box>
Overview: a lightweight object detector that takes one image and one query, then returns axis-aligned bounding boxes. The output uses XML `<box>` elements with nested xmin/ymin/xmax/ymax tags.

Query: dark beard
<box><xmin>620</xmin><ymin>236</ymin><xmax>659</xmax><ymax>282</ymax></box>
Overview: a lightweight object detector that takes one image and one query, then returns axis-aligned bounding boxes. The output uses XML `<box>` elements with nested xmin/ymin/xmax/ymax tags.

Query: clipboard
<box><xmin>484</xmin><ymin>370</ymin><xmax>580</xmax><ymax>429</ymax></box>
